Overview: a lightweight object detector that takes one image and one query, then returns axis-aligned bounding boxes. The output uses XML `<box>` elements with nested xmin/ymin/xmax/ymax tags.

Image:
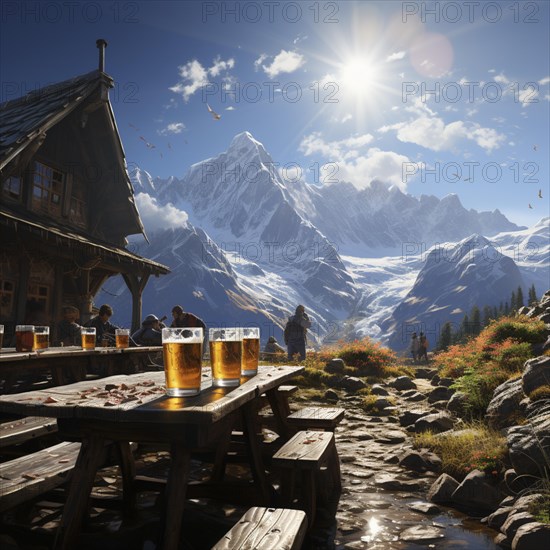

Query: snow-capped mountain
<box><xmin>381</xmin><ymin>234</ymin><xmax>525</xmax><ymax>350</ymax></box>
<box><xmin>99</xmin><ymin>132</ymin><xmax>545</xmax><ymax>350</ymax></box>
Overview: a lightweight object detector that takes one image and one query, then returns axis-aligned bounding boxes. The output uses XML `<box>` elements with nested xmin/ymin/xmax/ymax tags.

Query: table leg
<box><xmin>241</xmin><ymin>402</ymin><xmax>271</xmax><ymax>505</ymax></box>
<box><xmin>54</xmin><ymin>434</ymin><xmax>105</xmax><ymax>550</ymax></box>
<box><xmin>115</xmin><ymin>441</ymin><xmax>136</xmax><ymax>515</ymax></box>
<box><xmin>160</xmin><ymin>442</ymin><xmax>191</xmax><ymax>550</ymax></box>
<box><xmin>266</xmin><ymin>388</ymin><xmax>291</xmax><ymax>440</ymax></box>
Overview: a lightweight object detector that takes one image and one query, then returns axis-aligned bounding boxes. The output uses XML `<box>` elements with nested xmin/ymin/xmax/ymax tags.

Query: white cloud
<box><xmin>170</xmin><ymin>57</ymin><xmax>235</xmax><ymax>101</ymax></box>
<box><xmin>157</xmin><ymin>122</ymin><xmax>185</xmax><ymax>136</ymax></box>
<box><xmin>494</xmin><ymin>72</ymin><xmax>510</xmax><ymax>84</ymax></box>
<box><xmin>225</xmin><ymin>106</ymin><xmax>236</xmax><ymax>111</ymax></box>
<box><xmin>299</xmin><ymin>133</ymin><xmax>408</xmax><ymax>190</ymax></box>
<box><xmin>519</xmin><ymin>87</ymin><xmax>539</xmax><ymax>106</ymax></box>
<box><xmin>538</xmin><ymin>76</ymin><xmax>550</xmax><ymax>85</ymax></box>
<box><xmin>257</xmin><ymin>50</ymin><xmax>305</xmax><ymax>78</ymax></box>
<box><xmin>254</xmin><ymin>54</ymin><xmax>268</xmax><ymax>71</ymax></box>
<box><xmin>135</xmin><ymin>193</ymin><xmax>188</xmax><ymax>232</ymax></box>
<box><xmin>386</xmin><ymin>51</ymin><xmax>406</xmax><ymax>62</ymax></box>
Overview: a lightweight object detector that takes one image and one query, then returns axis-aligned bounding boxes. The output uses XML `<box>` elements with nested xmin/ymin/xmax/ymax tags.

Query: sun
<box><xmin>338</xmin><ymin>56</ymin><xmax>382</xmax><ymax>98</ymax></box>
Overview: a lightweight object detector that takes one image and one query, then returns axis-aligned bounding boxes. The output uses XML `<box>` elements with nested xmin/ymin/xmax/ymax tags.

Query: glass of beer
<box><xmin>34</xmin><ymin>326</ymin><xmax>49</xmax><ymax>351</ymax></box>
<box><xmin>162</xmin><ymin>327</ymin><xmax>203</xmax><ymax>397</ymax></box>
<box><xmin>116</xmin><ymin>328</ymin><xmax>130</xmax><ymax>349</ymax></box>
<box><xmin>15</xmin><ymin>325</ymin><xmax>34</xmax><ymax>352</ymax></box>
<box><xmin>81</xmin><ymin>327</ymin><xmax>96</xmax><ymax>350</ymax></box>
<box><xmin>209</xmin><ymin>328</ymin><xmax>243</xmax><ymax>387</ymax></box>
<box><xmin>0</xmin><ymin>325</ymin><xmax>3</xmax><ymax>350</ymax></box>
<box><xmin>241</xmin><ymin>327</ymin><xmax>260</xmax><ymax>376</ymax></box>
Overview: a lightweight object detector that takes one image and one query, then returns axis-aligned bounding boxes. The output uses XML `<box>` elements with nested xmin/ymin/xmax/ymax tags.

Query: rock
<box><xmin>415</xmin><ymin>412</ymin><xmax>454</xmax><ymax>433</ymax></box>
<box><xmin>511</xmin><ymin>494</ymin><xmax>546</xmax><ymax>514</ymax></box>
<box><xmin>416</xmin><ymin>367</ymin><xmax>438</xmax><ymax>379</ymax></box>
<box><xmin>373</xmin><ymin>397</ymin><xmax>393</xmax><ymax>410</ymax></box>
<box><xmin>507</xmin><ymin>400</ymin><xmax>550</xmax><ymax>477</ymax></box>
<box><xmin>402</xmin><ymin>391</ymin><xmax>426</xmax><ymax>402</ymax></box>
<box><xmin>399</xmin><ymin>409</ymin><xmax>426</xmax><ymax>427</ymax></box>
<box><xmin>370</xmin><ymin>384</ymin><xmax>389</xmax><ymax>396</ymax></box>
<box><xmin>391</xmin><ymin>376</ymin><xmax>417</xmax><ymax>391</ymax></box>
<box><xmin>447</xmin><ymin>391</ymin><xmax>468</xmax><ymax>417</ymax></box>
<box><xmin>399</xmin><ymin>451</ymin><xmax>429</xmax><ymax>472</ymax></box>
<box><xmin>517</xmin><ymin>306</ymin><xmax>530</xmax><ymax>316</ymax></box>
<box><xmin>511</xmin><ymin>522</ymin><xmax>550</xmax><ymax>550</ymax></box>
<box><xmin>428</xmin><ymin>386</ymin><xmax>455</xmax><ymax>403</ymax></box>
<box><xmin>431</xmin><ymin>374</ymin><xmax>441</xmax><ymax>386</ymax></box>
<box><xmin>326</xmin><ymin>358</ymin><xmax>346</xmax><ymax>374</ymax></box>
<box><xmin>422</xmin><ymin>451</ymin><xmax>442</xmax><ymax>472</ymax></box>
<box><xmin>324</xmin><ymin>389</ymin><xmax>339</xmax><ymax>401</ymax></box>
<box><xmin>408</xmin><ymin>501</ymin><xmax>440</xmax><ymax>514</ymax></box>
<box><xmin>399</xmin><ymin>525</ymin><xmax>445</xmax><ymax>542</ymax></box>
<box><xmin>486</xmin><ymin>377</ymin><xmax>524</xmax><ymax>429</ymax></box>
<box><xmin>374</xmin><ymin>474</ymin><xmax>423</xmax><ymax>491</ymax></box>
<box><xmin>375</xmin><ymin>430</ymin><xmax>406</xmax><ymax>444</ymax></box>
<box><xmin>501</xmin><ymin>512</ymin><xmax>536</xmax><ymax>537</ymax></box>
<box><xmin>486</xmin><ymin>506</ymin><xmax>513</xmax><ymax>529</ymax></box>
<box><xmin>427</xmin><ymin>473</ymin><xmax>460</xmax><ymax>503</ymax></box>
<box><xmin>341</xmin><ymin>376</ymin><xmax>367</xmax><ymax>392</ymax></box>
<box><xmin>504</xmin><ymin>468</ymin><xmax>534</xmax><ymax>492</ymax></box>
<box><xmin>439</xmin><ymin>377</ymin><xmax>455</xmax><ymax>387</ymax></box>
<box><xmin>494</xmin><ymin>532</ymin><xmax>512</xmax><ymax>549</ymax></box>
<box><xmin>522</xmin><ymin>356</ymin><xmax>550</xmax><ymax>396</ymax></box>
<box><xmin>451</xmin><ymin>469</ymin><xmax>505</xmax><ymax>514</ymax></box>
<box><xmin>384</xmin><ymin>454</ymin><xmax>400</xmax><ymax>464</ymax></box>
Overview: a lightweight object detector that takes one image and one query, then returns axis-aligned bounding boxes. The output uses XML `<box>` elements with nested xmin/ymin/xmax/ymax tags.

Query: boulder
<box><xmin>494</xmin><ymin>533</ymin><xmax>512</xmax><ymax>549</ymax></box>
<box><xmin>486</xmin><ymin>506</ymin><xmax>513</xmax><ymax>529</ymax></box>
<box><xmin>415</xmin><ymin>412</ymin><xmax>454</xmax><ymax>433</ymax></box>
<box><xmin>427</xmin><ymin>473</ymin><xmax>459</xmax><ymax>503</ymax></box>
<box><xmin>428</xmin><ymin>386</ymin><xmax>455</xmax><ymax>403</ymax></box>
<box><xmin>486</xmin><ymin>377</ymin><xmax>524</xmax><ymax>429</ymax></box>
<box><xmin>447</xmin><ymin>391</ymin><xmax>468</xmax><ymax>417</ymax></box>
<box><xmin>403</xmin><ymin>391</ymin><xmax>427</xmax><ymax>402</ymax></box>
<box><xmin>399</xmin><ymin>451</ymin><xmax>429</xmax><ymax>472</ymax></box>
<box><xmin>501</xmin><ymin>512</ymin><xmax>537</xmax><ymax>537</ymax></box>
<box><xmin>370</xmin><ymin>384</ymin><xmax>389</xmax><ymax>396</ymax></box>
<box><xmin>511</xmin><ymin>522</ymin><xmax>550</xmax><ymax>550</ymax></box>
<box><xmin>399</xmin><ymin>409</ymin><xmax>426</xmax><ymax>427</ymax></box>
<box><xmin>391</xmin><ymin>376</ymin><xmax>416</xmax><ymax>391</ymax></box>
<box><xmin>451</xmin><ymin>469</ymin><xmax>505</xmax><ymax>514</ymax></box>
<box><xmin>438</xmin><ymin>377</ymin><xmax>455</xmax><ymax>387</ymax></box>
<box><xmin>325</xmin><ymin>358</ymin><xmax>346</xmax><ymax>374</ymax></box>
<box><xmin>324</xmin><ymin>389</ymin><xmax>339</xmax><ymax>401</ymax></box>
<box><xmin>415</xmin><ymin>367</ymin><xmax>438</xmax><ymax>380</ymax></box>
<box><xmin>340</xmin><ymin>376</ymin><xmax>367</xmax><ymax>392</ymax></box>
<box><xmin>522</xmin><ymin>356</ymin><xmax>550</xmax><ymax>396</ymax></box>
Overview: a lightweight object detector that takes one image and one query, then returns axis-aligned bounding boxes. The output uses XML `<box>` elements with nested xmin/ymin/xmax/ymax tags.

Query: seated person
<box><xmin>131</xmin><ymin>314</ymin><xmax>162</xmax><ymax>346</ymax></box>
<box><xmin>87</xmin><ymin>304</ymin><xmax>119</xmax><ymax>345</ymax></box>
<box><xmin>57</xmin><ymin>306</ymin><xmax>81</xmax><ymax>346</ymax></box>
<box><xmin>264</xmin><ymin>336</ymin><xmax>286</xmax><ymax>354</ymax></box>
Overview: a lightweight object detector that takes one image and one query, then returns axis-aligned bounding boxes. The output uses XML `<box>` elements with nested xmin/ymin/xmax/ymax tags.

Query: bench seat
<box><xmin>0</xmin><ymin>416</ymin><xmax>58</xmax><ymax>448</ymax></box>
<box><xmin>212</xmin><ymin>506</ymin><xmax>307</xmax><ymax>550</ymax></box>
<box><xmin>286</xmin><ymin>406</ymin><xmax>345</xmax><ymax>431</ymax></box>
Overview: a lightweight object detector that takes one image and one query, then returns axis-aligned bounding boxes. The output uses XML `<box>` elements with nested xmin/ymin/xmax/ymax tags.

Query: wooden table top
<box><xmin>0</xmin><ymin>366</ymin><xmax>303</xmax><ymax>425</ymax></box>
<box><xmin>0</xmin><ymin>346</ymin><xmax>162</xmax><ymax>362</ymax></box>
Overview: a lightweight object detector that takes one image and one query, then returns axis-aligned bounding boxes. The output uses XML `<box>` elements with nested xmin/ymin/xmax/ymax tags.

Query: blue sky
<box><xmin>2</xmin><ymin>0</ymin><xmax>549</xmax><ymax>228</ymax></box>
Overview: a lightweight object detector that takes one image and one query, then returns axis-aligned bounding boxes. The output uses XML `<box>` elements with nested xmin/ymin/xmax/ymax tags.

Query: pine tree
<box><xmin>460</xmin><ymin>314</ymin><xmax>470</xmax><ymax>341</ymax></box>
<box><xmin>504</xmin><ymin>301</ymin><xmax>510</xmax><ymax>316</ymax></box>
<box><xmin>438</xmin><ymin>322</ymin><xmax>453</xmax><ymax>351</ymax></box>
<box><xmin>511</xmin><ymin>291</ymin><xmax>517</xmax><ymax>312</ymax></box>
<box><xmin>517</xmin><ymin>286</ymin><xmax>524</xmax><ymax>309</ymax></box>
<box><xmin>483</xmin><ymin>305</ymin><xmax>493</xmax><ymax>327</ymax></box>
<box><xmin>528</xmin><ymin>284</ymin><xmax>538</xmax><ymax>306</ymax></box>
<box><xmin>493</xmin><ymin>306</ymin><xmax>498</xmax><ymax>319</ymax></box>
<box><xmin>471</xmin><ymin>306</ymin><xmax>481</xmax><ymax>335</ymax></box>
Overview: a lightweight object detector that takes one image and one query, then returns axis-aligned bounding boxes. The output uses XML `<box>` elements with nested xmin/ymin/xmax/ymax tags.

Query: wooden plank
<box><xmin>0</xmin><ymin>441</ymin><xmax>80</xmax><ymax>512</ymax></box>
<box><xmin>271</xmin><ymin>431</ymin><xmax>334</xmax><ymax>468</ymax></box>
<box><xmin>212</xmin><ymin>507</ymin><xmax>307</xmax><ymax>550</ymax></box>
<box><xmin>287</xmin><ymin>406</ymin><xmax>345</xmax><ymax>430</ymax></box>
<box><xmin>0</xmin><ymin>416</ymin><xmax>58</xmax><ymax>447</ymax></box>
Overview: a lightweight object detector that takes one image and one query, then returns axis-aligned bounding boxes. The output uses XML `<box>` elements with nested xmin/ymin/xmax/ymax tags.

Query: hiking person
<box><xmin>284</xmin><ymin>305</ymin><xmax>311</xmax><ymax>361</ymax></box>
<box><xmin>264</xmin><ymin>336</ymin><xmax>285</xmax><ymax>354</ymax></box>
<box><xmin>410</xmin><ymin>332</ymin><xmax>419</xmax><ymax>362</ymax></box>
<box><xmin>418</xmin><ymin>332</ymin><xmax>429</xmax><ymax>362</ymax></box>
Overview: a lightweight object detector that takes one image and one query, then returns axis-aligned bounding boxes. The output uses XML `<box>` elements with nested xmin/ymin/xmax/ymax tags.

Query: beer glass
<box><xmin>0</xmin><ymin>325</ymin><xmax>4</xmax><ymax>350</ymax></box>
<box><xmin>81</xmin><ymin>327</ymin><xmax>96</xmax><ymax>350</ymax></box>
<box><xmin>209</xmin><ymin>328</ymin><xmax>243</xmax><ymax>387</ymax></box>
<box><xmin>16</xmin><ymin>325</ymin><xmax>34</xmax><ymax>352</ymax></box>
<box><xmin>162</xmin><ymin>327</ymin><xmax>203</xmax><ymax>397</ymax></box>
<box><xmin>241</xmin><ymin>327</ymin><xmax>260</xmax><ymax>376</ymax></box>
<box><xmin>34</xmin><ymin>326</ymin><xmax>49</xmax><ymax>350</ymax></box>
<box><xmin>116</xmin><ymin>328</ymin><xmax>130</xmax><ymax>349</ymax></box>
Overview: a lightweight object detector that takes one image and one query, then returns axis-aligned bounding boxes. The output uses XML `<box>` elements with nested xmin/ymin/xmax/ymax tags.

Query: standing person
<box><xmin>284</xmin><ymin>304</ymin><xmax>312</xmax><ymax>361</ymax></box>
<box><xmin>57</xmin><ymin>306</ymin><xmax>81</xmax><ymax>346</ymax></box>
<box><xmin>418</xmin><ymin>332</ymin><xmax>429</xmax><ymax>363</ymax></box>
<box><xmin>264</xmin><ymin>336</ymin><xmax>286</xmax><ymax>354</ymax></box>
<box><xmin>131</xmin><ymin>314</ymin><xmax>162</xmax><ymax>346</ymax></box>
<box><xmin>170</xmin><ymin>305</ymin><xmax>206</xmax><ymax>332</ymax></box>
<box><xmin>87</xmin><ymin>304</ymin><xmax>118</xmax><ymax>345</ymax></box>
<box><xmin>410</xmin><ymin>332</ymin><xmax>419</xmax><ymax>362</ymax></box>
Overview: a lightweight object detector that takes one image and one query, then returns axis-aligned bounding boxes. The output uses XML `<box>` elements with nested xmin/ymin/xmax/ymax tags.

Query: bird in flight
<box><xmin>207</xmin><ymin>103</ymin><xmax>221</xmax><ymax>120</ymax></box>
<box><xmin>529</xmin><ymin>203</ymin><xmax>533</xmax><ymax>209</ymax></box>
<box><xmin>129</xmin><ymin>123</ymin><xmax>139</xmax><ymax>131</ymax></box>
<box><xmin>139</xmin><ymin>136</ymin><xmax>156</xmax><ymax>149</ymax></box>
<box><xmin>538</xmin><ymin>189</ymin><xmax>543</xmax><ymax>199</ymax></box>
<box><xmin>533</xmin><ymin>145</ymin><xmax>538</xmax><ymax>151</ymax></box>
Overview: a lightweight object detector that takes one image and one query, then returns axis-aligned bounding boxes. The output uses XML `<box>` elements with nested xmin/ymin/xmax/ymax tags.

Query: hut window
<box><xmin>0</xmin><ymin>280</ymin><xmax>15</xmax><ymax>318</ymax></box>
<box><xmin>2</xmin><ymin>176</ymin><xmax>22</xmax><ymax>200</ymax></box>
<box><xmin>27</xmin><ymin>283</ymin><xmax>50</xmax><ymax>313</ymax></box>
<box><xmin>31</xmin><ymin>161</ymin><xmax>64</xmax><ymax>218</ymax></box>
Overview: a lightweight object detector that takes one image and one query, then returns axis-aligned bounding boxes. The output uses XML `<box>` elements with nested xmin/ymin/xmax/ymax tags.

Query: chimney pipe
<box><xmin>96</xmin><ymin>39</ymin><xmax>107</xmax><ymax>72</ymax></box>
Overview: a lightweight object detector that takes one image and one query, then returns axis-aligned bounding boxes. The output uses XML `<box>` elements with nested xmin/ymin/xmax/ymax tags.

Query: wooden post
<box><xmin>122</xmin><ymin>272</ymin><xmax>150</xmax><ymax>333</ymax></box>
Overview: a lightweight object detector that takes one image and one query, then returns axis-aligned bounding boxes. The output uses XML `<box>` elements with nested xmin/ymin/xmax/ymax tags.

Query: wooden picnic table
<box><xmin>0</xmin><ymin>365</ymin><xmax>304</xmax><ymax>549</ymax></box>
<box><xmin>0</xmin><ymin>346</ymin><xmax>163</xmax><ymax>391</ymax></box>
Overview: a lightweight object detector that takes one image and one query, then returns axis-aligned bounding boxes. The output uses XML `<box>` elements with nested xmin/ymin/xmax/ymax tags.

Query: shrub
<box><xmin>484</xmin><ymin>316</ymin><xmax>547</xmax><ymax>346</ymax></box>
<box><xmin>528</xmin><ymin>385</ymin><xmax>550</xmax><ymax>401</ymax></box>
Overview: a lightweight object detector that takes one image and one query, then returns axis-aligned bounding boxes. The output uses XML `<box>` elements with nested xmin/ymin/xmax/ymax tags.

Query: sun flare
<box><xmin>339</xmin><ymin>56</ymin><xmax>382</xmax><ymax>97</ymax></box>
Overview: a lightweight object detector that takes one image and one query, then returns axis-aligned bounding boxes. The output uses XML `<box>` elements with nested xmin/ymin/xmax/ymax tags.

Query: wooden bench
<box><xmin>0</xmin><ymin>416</ymin><xmax>58</xmax><ymax>448</ymax></box>
<box><xmin>0</xmin><ymin>441</ymin><xmax>81</xmax><ymax>512</ymax></box>
<box><xmin>271</xmin><ymin>430</ymin><xmax>341</xmax><ymax>527</ymax></box>
<box><xmin>286</xmin><ymin>406</ymin><xmax>345</xmax><ymax>432</ymax></box>
<box><xmin>212</xmin><ymin>506</ymin><xmax>307</xmax><ymax>549</ymax></box>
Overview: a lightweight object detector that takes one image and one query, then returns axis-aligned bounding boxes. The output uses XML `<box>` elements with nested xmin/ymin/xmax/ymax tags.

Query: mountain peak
<box><xmin>229</xmin><ymin>131</ymin><xmax>262</xmax><ymax>151</ymax></box>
